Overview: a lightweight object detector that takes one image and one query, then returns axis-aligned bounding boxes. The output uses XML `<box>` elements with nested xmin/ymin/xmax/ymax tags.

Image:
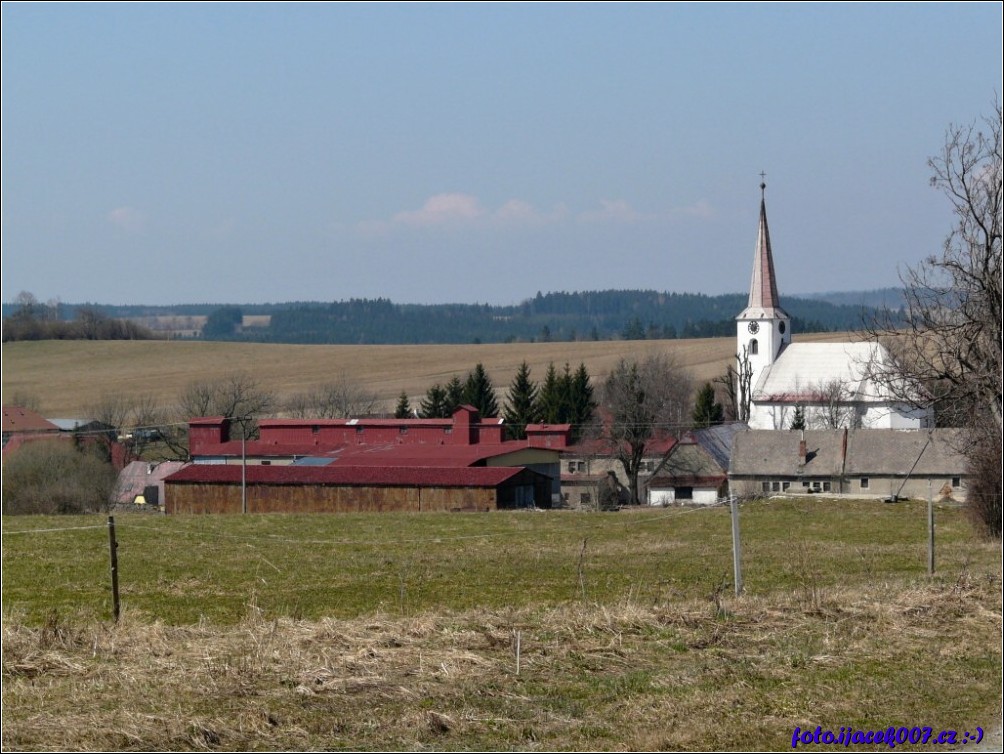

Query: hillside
<box><xmin>2</xmin><ymin>332</ymin><xmax>853</xmax><ymax>417</ymax></box>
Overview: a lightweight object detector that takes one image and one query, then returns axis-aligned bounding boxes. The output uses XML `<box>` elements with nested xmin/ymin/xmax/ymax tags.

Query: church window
<box><xmin>749</xmin><ymin>339</ymin><xmax>759</xmax><ymax>355</ymax></box>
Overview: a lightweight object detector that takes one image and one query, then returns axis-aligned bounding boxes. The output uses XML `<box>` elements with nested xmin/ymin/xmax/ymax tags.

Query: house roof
<box><xmin>2</xmin><ymin>405</ymin><xmax>59</xmax><ymax>434</ymax></box>
<box><xmin>730</xmin><ymin>430</ymin><xmax>847</xmax><ymax>478</ymax></box>
<box><xmin>686</xmin><ymin>422</ymin><xmax>747</xmax><ymax>470</ymax></box>
<box><xmin>730</xmin><ymin>428</ymin><xmax>967</xmax><ymax>478</ymax></box>
<box><xmin>753</xmin><ymin>342</ymin><xmax>904</xmax><ymax>403</ymax></box>
<box><xmin>167</xmin><ymin>464</ymin><xmax>528</xmax><ymax>488</ymax></box>
<box><xmin>661</xmin><ymin>442</ymin><xmax>728</xmax><ymax>480</ymax></box>
<box><xmin>844</xmin><ymin>429</ymin><xmax>966</xmax><ymax>476</ymax></box>
<box><xmin>113</xmin><ymin>461</ymin><xmax>188</xmax><ymax>503</ymax></box>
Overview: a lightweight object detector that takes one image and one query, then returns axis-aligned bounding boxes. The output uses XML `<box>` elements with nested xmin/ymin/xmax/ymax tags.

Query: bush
<box><xmin>1</xmin><ymin>440</ymin><xmax>117</xmax><ymax>514</ymax></box>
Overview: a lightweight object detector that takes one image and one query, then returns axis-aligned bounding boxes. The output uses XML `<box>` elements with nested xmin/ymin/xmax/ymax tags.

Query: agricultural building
<box><xmin>166</xmin><ymin>405</ymin><xmax>569</xmax><ymax>514</ymax></box>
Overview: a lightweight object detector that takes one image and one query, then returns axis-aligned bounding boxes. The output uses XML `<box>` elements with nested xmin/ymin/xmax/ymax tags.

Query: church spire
<box><xmin>739</xmin><ymin>180</ymin><xmax>788</xmax><ymax>319</ymax></box>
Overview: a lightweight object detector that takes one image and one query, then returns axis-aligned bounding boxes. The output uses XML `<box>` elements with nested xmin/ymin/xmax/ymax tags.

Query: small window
<box><xmin>782</xmin><ymin>481</ymin><xmax>790</xmax><ymax>491</ymax></box>
<box><xmin>823</xmin><ymin>481</ymin><xmax>831</xmax><ymax>492</ymax></box>
<box><xmin>771</xmin><ymin>481</ymin><xmax>780</xmax><ymax>492</ymax></box>
<box><xmin>261</xmin><ymin>460</ymin><xmax>271</xmax><ymax>466</ymax></box>
<box><xmin>311</xmin><ymin>425</ymin><xmax>319</xmax><ymax>435</ymax></box>
<box><xmin>399</xmin><ymin>426</ymin><xmax>409</xmax><ymax>435</ymax></box>
<box><xmin>952</xmin><ymin>477</ymin><xmax>961</xmax><ymax>488</ymax></box>
<box><xmin>860</xmin><ymin>477</ymin><xmax>869</xmax><ymax>489</ymax></box>
<box><xmin>749</xmin><ymin>339</ymin><xmax>759</xmax><ymax>355</ymax></box>
<box><xmin>580</xmin><ymin>493</ymin><xmax>592</xmax><ymax>505</ymax></box>
<box><xmin>762</xmin><ymin>481</ymin><xmax>771</xmax><ymax>492</ymax></box>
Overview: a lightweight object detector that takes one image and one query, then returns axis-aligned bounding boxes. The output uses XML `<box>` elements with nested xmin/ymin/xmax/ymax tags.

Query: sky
<box><xmin>2</xmin><ymin>2</ymin><xmax>1001</xmax><ymax>306</ymax></box>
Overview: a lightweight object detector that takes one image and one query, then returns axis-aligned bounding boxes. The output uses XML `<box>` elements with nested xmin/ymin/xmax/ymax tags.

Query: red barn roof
<box><xmin>166</xmin><ymin>464</ymin><xmax>526</xmax><ymax>488</ymax></box>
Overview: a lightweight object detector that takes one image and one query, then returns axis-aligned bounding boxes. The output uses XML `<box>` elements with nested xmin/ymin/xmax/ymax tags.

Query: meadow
<box><xmin>2</xmin><ymin>498</ymin><xmax>1000</xmax><ymax>751</ymax></box>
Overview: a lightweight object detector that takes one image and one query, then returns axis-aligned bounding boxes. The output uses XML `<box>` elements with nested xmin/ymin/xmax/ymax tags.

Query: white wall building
<box><xmin>735</xmin><ymin>183</ymin><xmax>933</xmax><ymax>431</ymax></box>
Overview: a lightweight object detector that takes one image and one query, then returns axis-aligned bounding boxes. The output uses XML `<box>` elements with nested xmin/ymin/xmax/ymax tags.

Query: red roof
<box><xmin>195</xmin><ymin>439</ymin><xmax>542</xmax><ymax>467</ymax></box>
<box><xmin>2</xmin><ymin>405</ymin><xmax>60</xmax><ymax>434</ymax></box>
<box><xmin>166</xmin><ymin>464</ymin><xmax>526</xmax><ymax>488</ymax></box>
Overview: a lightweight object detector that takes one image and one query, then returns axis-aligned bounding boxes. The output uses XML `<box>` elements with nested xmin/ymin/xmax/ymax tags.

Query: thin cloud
<box><xmin>392</xmin><ymin>193</ymin><xmax>485</xmax><ymax>227</ymax></box>
<box><xmin>107</xmin><ymin>206</ymin><xmax>147</xmax><ymax>232</ymax></box>
<box><xmin>578</xmin><ymin>199</ymin><xmax>644</xmax><ymax>223</ymax></box>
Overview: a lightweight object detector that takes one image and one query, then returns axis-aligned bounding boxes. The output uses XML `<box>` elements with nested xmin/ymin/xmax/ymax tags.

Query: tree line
<box><xmin>2</xmin><ymin>292</ymin><xmax>155</xmax><ymax>342</ymax></box>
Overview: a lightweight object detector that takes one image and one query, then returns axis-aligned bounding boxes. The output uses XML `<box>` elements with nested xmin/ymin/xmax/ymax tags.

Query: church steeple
<box><xmin>740</xmin><ymin>181</ymin><xmax>788</xmax><ymax>320</ymax></box>
<box><xmin>736</xmin><ymin>179</ymin><xmax>792</xmax><ymax>395</ymax></box>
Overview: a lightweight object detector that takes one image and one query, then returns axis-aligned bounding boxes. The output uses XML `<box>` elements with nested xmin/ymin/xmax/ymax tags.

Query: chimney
<box><xmin>798</xmin><ymin>431</ymin><xmax>807</xmax><ymax>465</ymax></box>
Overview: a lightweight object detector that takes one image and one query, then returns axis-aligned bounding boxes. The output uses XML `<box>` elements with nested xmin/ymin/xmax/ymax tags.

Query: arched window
<box><xmin>749</xmin><ymin>338</ymin><xmax>759</xmax><ymax>355</ymax></box>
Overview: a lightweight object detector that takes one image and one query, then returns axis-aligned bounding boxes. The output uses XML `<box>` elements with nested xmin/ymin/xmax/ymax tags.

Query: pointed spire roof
<box><xmin>738</xmin><ymin>181</ymin><xmax>789</xmax><ymax>320</ymax></box>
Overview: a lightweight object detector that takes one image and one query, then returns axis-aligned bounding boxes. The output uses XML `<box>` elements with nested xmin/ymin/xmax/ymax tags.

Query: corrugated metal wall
<box><xmin>165</xmin><ymin>482</ymin><xmax>498</xmax><ymax>514</ymax></box>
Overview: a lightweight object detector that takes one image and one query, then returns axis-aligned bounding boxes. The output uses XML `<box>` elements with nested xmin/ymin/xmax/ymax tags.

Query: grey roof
<box><xmin>730</xmin><ymin>428</ymin><xmax>967</xmax><ymax>478</ymax></box>
<box><xmin>730</xmin><ymin>430</ymin><xmax>846</xmax><ymax>478</ymax></box>
<box><xmin>690</xmin><ymin>422</ymin><xmax>747</xmax><ymax>470</ymax></box>
<box><xmin>844</xmin><ymin>429</ymin><xmax>966</xmax><ymax>476</ymax></box>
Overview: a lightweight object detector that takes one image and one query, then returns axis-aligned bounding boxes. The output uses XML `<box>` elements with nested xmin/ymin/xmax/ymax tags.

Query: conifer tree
<box><xmin>692</xmin><ymin>382</ymin><xmax>724</xmax><ymax>428</ymax></box>
<box><xmin>419</xmin><ymin>384</ymin><xmax>448</xmax><ymax>419</ymax></box>
<box><xmin>503</xmin><ymin>361</ymin><xmax>541</xmax><ymax>439</ymax></box>
<box><xmin>394</xmin><ymin>391</ymin><xmax>412</xmax><ymax>419</ymax></box>
<box><xmin>568</xmin><ymin>362</ymin><xmax>597</xmax><ymax>441</ymax></box>
<box><xmin>463</xmin><ymin>363</ymin><xmax>500</xmax><ymax>417</ymax></box>
<box><xmin>790</xmin><ymin>405</ymin><xmax>806</xmax><ymax>430</ymax></box>
<box><xmin>444</xmin><ymin>376</ymin><xmax>465</xmax><ymax>416</ymax></box>
<box><xmin>538</xmin><ymin>362</ymin><xmax>566</xmax><ymax>424</ymax></box>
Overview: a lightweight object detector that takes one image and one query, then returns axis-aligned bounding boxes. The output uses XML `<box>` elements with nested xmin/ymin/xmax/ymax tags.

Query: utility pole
<box><xmin>108</xmin><ymin>516</ymin><xmax>120</xmax><ymax>622</ymax></box>
<box><xmin>241</xmin><ymin>419</ymin><xmax>248</xmax><ymax>514</ymax></box>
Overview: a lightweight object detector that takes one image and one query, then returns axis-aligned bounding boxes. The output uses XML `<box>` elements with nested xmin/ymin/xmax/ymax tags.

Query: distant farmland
<box><xmin>1</xmin><ymin>332</ymin><xmax>851</xmax><ymax>417</ymax></box>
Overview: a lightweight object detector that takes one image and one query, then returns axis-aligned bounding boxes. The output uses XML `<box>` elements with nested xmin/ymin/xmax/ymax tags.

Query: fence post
<box><xmin>729</xmin><ymin>491</ymin><xmax>744</xmax><ymax>596</ymax></box>
<box><xmin>108</xmin><ymin>515</ymin><xmax>120</xmax><ymax>622</ymax></box>
<box><xmin>927</xmin><ymin>481</ymin><xmax>935</xmax><ymax>576</ymax></box>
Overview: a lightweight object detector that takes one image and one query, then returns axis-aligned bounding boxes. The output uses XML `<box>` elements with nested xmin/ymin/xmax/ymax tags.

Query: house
<box><xmin>560</xmin><ymin>433</ymin><xmax>676</xmax><ymax>508</ymax></box>
<box><xmin>647</xmin><ymin>422</ymin><xmax>746</xmax><ymax>505</ymax></box>
<box><xmin>165</xmin><ymin>405</ymin><xmax>570</xmax><ymax>514</ymax></box>
<box><xmin>729</xmin><ymin>428</ymin><xmax>967</xmax><ymax>500</ymax></box>
<box><xmin>2</xmin><ymin>405</ymin><xmax>67</xmax><ymax>457</ymax></box>
<box><xmin>114</xmin><ymin>460</ymin><xmax>187</xmax><ymax>507</ymax></box>
<box><xmin>736</xmin><ymin>183</ymin><xmax>933</xmax><ymax>430</ymax></box>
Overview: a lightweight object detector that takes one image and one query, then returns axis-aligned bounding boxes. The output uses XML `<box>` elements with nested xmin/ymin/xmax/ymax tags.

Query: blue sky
<box><xmin>2</xmin><ymin>3</ymin><xmax>1001</xmax><ymax>306</ymax></box>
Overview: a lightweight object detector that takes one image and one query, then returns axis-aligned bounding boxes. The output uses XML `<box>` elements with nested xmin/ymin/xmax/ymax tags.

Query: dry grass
<box><xmin>3</xmin><ymin>575</ymin><xmax>1000</xmax><ymax>752</ymax></box>
<box><xmin>2</xmin><ymin>332</ymin><xmax>851</xmax><ymax>416</ymax></box>
<box><xmin>2</xmin><ymin>500</ymin><xmax>1001</xmax><ymax>750</ymax></box>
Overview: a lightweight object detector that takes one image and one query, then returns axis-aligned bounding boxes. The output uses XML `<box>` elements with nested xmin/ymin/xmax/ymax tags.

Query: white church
<box><xmin>736</xmin><ymin>183</ymin><xmax>933</xmax><ymax>431</ymax></box>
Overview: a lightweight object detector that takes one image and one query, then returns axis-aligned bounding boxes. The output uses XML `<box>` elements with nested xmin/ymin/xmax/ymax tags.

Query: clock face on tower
<box><xmin>747</xmin><ymin>322</ymin><xmax>760</xmax><ymax>334</ymax></box>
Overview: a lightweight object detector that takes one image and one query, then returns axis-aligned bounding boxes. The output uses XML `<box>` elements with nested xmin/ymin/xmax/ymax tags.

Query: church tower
<box><xmin>736</xmin><ymin>181</ymin><xmax>791</xmax><ymax>394</ymax></box>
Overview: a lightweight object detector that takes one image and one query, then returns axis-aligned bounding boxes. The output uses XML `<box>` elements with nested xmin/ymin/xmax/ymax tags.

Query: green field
<box><xmin>3</xmin><ymin>499</ymin><xmax>1001</xmax><ymax>751</ymax></box>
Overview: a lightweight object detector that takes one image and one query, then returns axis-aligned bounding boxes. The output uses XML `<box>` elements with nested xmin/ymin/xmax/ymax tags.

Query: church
<box><xmin>735</xmin><ymin>183</ymin><xmax>933</xmax><ymax>431</ymax></box>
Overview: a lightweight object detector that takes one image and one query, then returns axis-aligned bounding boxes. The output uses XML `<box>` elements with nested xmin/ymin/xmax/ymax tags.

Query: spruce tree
<box><xmin>790</xmin><ymin>405</ymin><xmax>806</xmax><ymax>430</ymax></box>
<box><xmin>419</xmin><ymin>384</ymin><xmax>448</xmax><ymax>419</ymax></box>
<box><xmin>444</xmin><ymin>376</ymin><xmax>465</xmax><ymax>415</ymax></box>
<box><xmin>692</xmin><ymin>382</ymin><xmax>724</xmax><ymax>428</ymax></box>
<box><xmin>394</xmin><ymin>391</ymin><xmax>412</xmax><ymax>419</ymax></box>
<box><xmin>503</xmin><ymin>361</ymin><xmax>541</xmax><ymax>440</ymax></box>
<box><xmin>568</xmin><ymin>362</ymin><xmax>597</xmax><ymax>441</ymax></box>
<box><xmin>462</xmin><ymin>363</ymin><xmax>499</xmax><ymax>417</ymax></box>
<box><xmin>538</xmin><ymin>362</ymin><xmax>565</xmax><ymax>424</ymax></box>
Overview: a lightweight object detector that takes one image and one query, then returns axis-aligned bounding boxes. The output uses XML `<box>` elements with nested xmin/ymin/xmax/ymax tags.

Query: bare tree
<box><xmin>869</xmin><ymin>97</ymin><xmax>1002</xmax><ymax>537</ymax></box>
<box><xmin>807</xmin><ymin>378</ymin><xmax>860</xmax><ymax>429</ymax></box>
<box><xmin>601</xmin><ymin>354</ymin><xmax>694</xmax><ymax>505</ymax></box>
<box><xmin>283</xmin><ymin>373</ymin><xmax>379</xmax><ymax>419</ymax></box>
<box><xmin>715</xmin><ymin>346</ymin><xmax>754</xmax><ymax>423</ymax></box>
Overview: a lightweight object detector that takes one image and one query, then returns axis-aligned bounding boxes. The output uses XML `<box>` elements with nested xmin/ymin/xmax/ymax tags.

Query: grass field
<box><xmin>3</xmin><ymin>499</ymin><xmax>1001</xmax><ymax>751</ymax></box>
<box><xmin>1</xmin><ymin>331</ymin><xmax>852</xmax><ymax>417</ymax></box>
